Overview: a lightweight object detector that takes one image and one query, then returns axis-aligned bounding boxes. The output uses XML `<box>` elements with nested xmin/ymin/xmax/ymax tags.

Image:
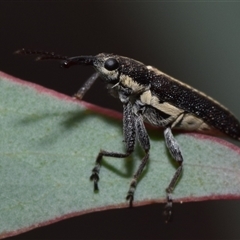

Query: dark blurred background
<box><xmin>1</xmin><ymin>2</ymin><xmax>240</xmax><ymax>239</ymax></box>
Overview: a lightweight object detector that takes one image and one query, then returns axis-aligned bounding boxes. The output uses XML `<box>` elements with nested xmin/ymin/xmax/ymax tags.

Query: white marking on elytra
<box><xmin>140</xmin><ymin>90</ymin><xmax>183</xmax><ymax>117</ymax></box>
<box><xmin>140</xmin><ymin>90</ymin><xmax>212</xmax><ymax>132</ymax></box>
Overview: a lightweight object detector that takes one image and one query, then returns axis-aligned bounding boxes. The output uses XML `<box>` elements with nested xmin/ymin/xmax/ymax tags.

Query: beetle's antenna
<box><xmin>15</xmin><ymin>48</ymin><xmax>68</xmax><ymax>61</ymax></box>
<box><xmin>15</xmin><ymin>48</ymin><xmax>99</xmax><ymax>100</ymax></box>
<box><xmin>15</xmin><ymin>48</ymin><xmax>95</xmax><ymax>69</ymax></box>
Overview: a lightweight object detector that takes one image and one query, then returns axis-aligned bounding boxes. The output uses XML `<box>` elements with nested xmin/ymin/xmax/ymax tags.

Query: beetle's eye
<box><xmin>104</xmin><ymin>58</ymin><xmax>119</xmax><ymax>71</ymax></box>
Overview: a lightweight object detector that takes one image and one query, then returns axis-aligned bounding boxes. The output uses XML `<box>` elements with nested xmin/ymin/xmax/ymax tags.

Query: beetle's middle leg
<box><xmin>126</xmin><ymin>113</ymin><xmax>150</xmax><ymax>206</ymax></box>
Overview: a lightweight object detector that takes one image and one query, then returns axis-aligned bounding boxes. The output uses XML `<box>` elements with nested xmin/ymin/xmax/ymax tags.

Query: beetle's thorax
<box><xmin>119</xmin><ymin>74</ymin><xmax>150</xmax><ymax>94</ymax></box>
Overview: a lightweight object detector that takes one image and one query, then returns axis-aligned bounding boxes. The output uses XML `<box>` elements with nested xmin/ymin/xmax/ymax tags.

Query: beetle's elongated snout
<box><xmin>61</xmin><ymin>56</ymin><xmax>95</xmax><ymax>68</ymax></box>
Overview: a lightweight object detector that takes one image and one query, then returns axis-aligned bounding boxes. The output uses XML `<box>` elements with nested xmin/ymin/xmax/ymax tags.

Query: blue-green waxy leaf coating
<box><xmin>0</xmin><ymin>71</ymin><xmax>240</xmax><ymax>238</ymax></box>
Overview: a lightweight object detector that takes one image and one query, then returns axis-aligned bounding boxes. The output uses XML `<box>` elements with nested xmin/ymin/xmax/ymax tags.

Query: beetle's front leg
<box><xmin>90</xmin><ymin>101</ymin><xmax>136</xmax><ymax>192</ymax></box>
<box><xmin>163</xmin><ymin>126</ymin><xmax>183</xmax><ymax>222</ymax></box>
<box><xmin>73</xmin><ymin>72</ymin><xmax>100</xmax><ymax>100</ymax></box>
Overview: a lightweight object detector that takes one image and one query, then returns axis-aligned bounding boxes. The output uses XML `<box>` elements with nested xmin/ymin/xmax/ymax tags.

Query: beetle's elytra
<box><xmin>16</xmin><ymin>49</ymin><xmax>240</xmax><ymax>222</ymax></box>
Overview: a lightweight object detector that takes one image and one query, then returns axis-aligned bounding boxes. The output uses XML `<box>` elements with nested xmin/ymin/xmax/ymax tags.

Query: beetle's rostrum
<box><xmin>17</xmin><ymin>48</ymin><xmax>240</xmax><ymax>222</ymax></box>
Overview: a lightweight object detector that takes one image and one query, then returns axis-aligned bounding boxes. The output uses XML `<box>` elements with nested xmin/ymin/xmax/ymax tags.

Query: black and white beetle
<box><xmin>16</xmin><ymin>49</ymin><xmax>240</xmax><ymax>221</ymax></box>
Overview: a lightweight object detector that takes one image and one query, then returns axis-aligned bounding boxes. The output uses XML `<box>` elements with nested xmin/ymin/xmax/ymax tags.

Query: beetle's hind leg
<box><xmin>163</xmin><ymin>127</ymin><xmax>183</xmax><ymax>222</ymax></box>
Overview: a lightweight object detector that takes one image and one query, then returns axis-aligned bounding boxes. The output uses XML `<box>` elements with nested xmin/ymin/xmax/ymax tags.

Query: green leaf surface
<box><xmin>1</xmin><ymin>71</ymin><xmax>240</xmax><ymax>238</ymax></box>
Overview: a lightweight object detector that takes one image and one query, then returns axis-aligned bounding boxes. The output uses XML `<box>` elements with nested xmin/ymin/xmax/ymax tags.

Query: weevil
<box><xmin>16</xmin><ymin>48</ymin><xmax>240</xmax><ymax>221</ymax></box>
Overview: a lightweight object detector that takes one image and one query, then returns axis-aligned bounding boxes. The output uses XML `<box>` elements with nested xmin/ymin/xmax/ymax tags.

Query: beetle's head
<box><xmin>62</xmin><ymin>53</ymin><xmax>121</xmax><ymax>84</ymax></box>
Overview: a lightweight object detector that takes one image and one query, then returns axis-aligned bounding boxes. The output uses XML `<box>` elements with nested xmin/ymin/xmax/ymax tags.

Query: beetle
<box><xmin>16</xmin><ymin>48</ymin><xmax>240</xmax><ymax>221</ymax></box>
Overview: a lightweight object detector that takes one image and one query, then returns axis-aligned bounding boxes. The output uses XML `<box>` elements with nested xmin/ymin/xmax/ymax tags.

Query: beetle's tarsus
<box><xmin>163</xmin><ymin>194</ymin><xmax>173</xmax><ymax>223</ymax></box>
<box><xmin>72</xmin><ymin>93</ymin><xmax>82</xmax><ymax>101</ymax></box>
<box><xmin>93</xmin><ymin>181</ymin><xmax>99</xmax><ymax>192</ymax></box>
<box><xmin>126</xmin><ymin>193</ymin><xmax>134</xmax><ymax>207</ymax></box>
<box><xmin>90</xmin><ymin>172</ymin><xmax>99</xmax><ymax>191</ymax></box>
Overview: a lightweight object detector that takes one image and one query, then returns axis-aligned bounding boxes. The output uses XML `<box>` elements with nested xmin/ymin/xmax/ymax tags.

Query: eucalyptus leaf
<box><xmin>1</xmin><ymin>71</ymin><xmax>240</xmax><ymax>238</ymax></box>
